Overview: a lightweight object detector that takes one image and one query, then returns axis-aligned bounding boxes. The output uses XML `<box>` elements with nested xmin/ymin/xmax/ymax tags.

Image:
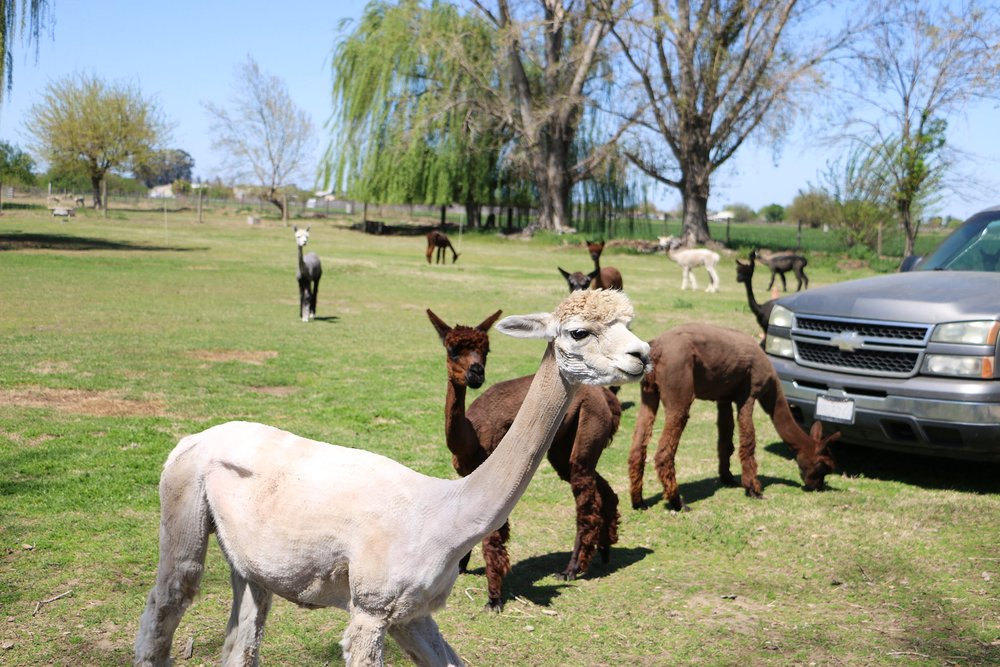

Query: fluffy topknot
<box><xmin>555</xmin><ymin>289</ymin><xmax>634</xmax><ymax>324</ymax></box>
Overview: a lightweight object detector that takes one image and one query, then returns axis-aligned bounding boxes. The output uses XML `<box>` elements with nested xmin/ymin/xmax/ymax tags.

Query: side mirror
<box><xmin>898</xmin><ymin>255</ymin><xmax>923</xmax><ymax>272</ymax></box>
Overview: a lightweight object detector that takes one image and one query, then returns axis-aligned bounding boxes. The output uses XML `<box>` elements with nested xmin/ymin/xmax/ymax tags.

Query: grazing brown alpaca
<box><xmin>735</xmin><ymin>252</ymin><xmax>778</xmax><ymax>333</ymax></box>
<box><xmin>629</xmin><ymin>323</ymin><xmax>839</xmax><ymax>512</ymax></box>
<box><xmin>587</xmin><ymin>240</ymin><xmax>624</xmax><ymax>290</ymax></box>
<box><xmin>426</xmin><ymin>230</ymin><xmax>459</xmax><ymax>264</ymax></box>
<box><xmin>428</xmin><ymin>309</ymin><xmax>623</xmax><ymax>611</ymax></box>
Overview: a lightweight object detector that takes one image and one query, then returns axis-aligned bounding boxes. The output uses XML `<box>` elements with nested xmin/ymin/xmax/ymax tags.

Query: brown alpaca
<box><xmin>428</xmin><ymin>309</ymin><xmax>623</xmax><ymax>611</ymax></box>
<box><xmin>426</xmin><ymin>230</ymin><xmax>459</xmax><ymax>264</ymax></box>
<box><xmin>735</xmin><ymin>251</ymin><xmax>778</xmax><ymax>333</ymax></box>
<box><xmin>587</xmin><ymin>240</ymin><xmax>624</xmax><ymax>290</ymax></box>
<box><xmin>628</xmin><ymin>323</ymin><xmax>839</xmax><ymax>512</ymax></box>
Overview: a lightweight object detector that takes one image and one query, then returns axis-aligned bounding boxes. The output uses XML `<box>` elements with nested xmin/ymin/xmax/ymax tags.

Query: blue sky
<box><xmin>1</xmin><ymin>0</ymin><xmax>997</xmax><ymax>220</ymax></box>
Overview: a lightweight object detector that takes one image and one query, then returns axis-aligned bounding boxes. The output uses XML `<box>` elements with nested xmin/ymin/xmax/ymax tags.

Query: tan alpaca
<box><xmin>660</xmin><ymin>237</ymin><xmax>720</xmax><ymax>292</ymax></box>
<box><xmin>628</xmin><ymin>323</ymin><xmax>838</xmax><ymax>512</ymax></box>
<box><xmin>134</xmin><ymin>290</ymin><xmax>650</xmax><ymax>667</ymax></box>
<box><xmin>428</xmin><ymin>309</ymin><xmax>623</xmax><ymax>610</ymax></box>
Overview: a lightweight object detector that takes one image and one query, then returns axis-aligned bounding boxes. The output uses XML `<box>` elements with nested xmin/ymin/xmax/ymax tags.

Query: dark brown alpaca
<box><xmin>587</xmin><ymin>240</ymin><xmax>624</xmax><ymax>290</ymax></box>
<box><xmin>753</xmin><ymin>248</ymin><xmax>809</xmax><ymax>291</ymax></box>
<box><xmin>428</xmin><ymin>309</ymin><xmax>623</xmax><ymax>611</ymax></box>
<box><xmin>628</xmin><ymin>323</ymin><xmax>839</xmax><ymax>512</ymax></box>
<box><xmin>426</xmin><ymin>230</ymin><xmax>459</xmax><ymax>264</ymax></box>
<box><xmin>736</xmin><ymin>251</ymin><xmax>778</xmax><ymax>333</ymax></box>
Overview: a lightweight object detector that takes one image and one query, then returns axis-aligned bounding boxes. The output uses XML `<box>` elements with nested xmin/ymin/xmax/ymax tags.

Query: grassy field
<box><xmin>0</xmin><ymin>206</ymin><xmax>997</xmax><ymax>666</ymax></box>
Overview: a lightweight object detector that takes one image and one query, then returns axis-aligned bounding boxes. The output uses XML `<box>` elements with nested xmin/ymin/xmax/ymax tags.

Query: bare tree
<box><xmin>204</xmin><ymin>57</ymin><xmax>314</xmax><ymax>220</ymax></box>
<box><xmin>466</xmin><ymin>0</ymin><xmax>628</xmax><ymax>232</ymax></box>
<box><xmin>844</xmin><ymin>0</ymin><xmax>1000</xmax><ymax>256</ymax></box>
<box><xmin>611</xmin><ymin>1</ymin><xmax>854</xmax><ymax>243</ymax></box>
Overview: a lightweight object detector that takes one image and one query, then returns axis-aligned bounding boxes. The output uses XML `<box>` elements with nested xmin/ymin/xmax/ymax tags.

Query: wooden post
<box><xmin>102</xmin><ymin>178</ymin><xmax>108</xmax><ymax>219</ymax></box>
<box><xmin>197</xmin><ymin>187</ymin><xmax>203</xmax><ymax>223</ymax></box>
<box><xmin>282</xmin><ymin>192</ymin><xmax>289</xmax><ymax>227</ymax></box>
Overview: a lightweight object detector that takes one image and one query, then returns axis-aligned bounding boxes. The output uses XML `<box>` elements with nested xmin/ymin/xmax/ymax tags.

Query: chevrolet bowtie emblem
<box><xmin>831</xmin><ymin>331</ymin><xmax>863</xmax><ymax>352</ymax></box>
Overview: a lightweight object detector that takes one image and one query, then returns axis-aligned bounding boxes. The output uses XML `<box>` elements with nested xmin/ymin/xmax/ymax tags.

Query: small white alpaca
<box><xmin>660</xmin><ymin>236</ymin><xmax>720</xmax><ymax>293</ymax></box>
<box><xmin>133</xmin><ymin>289</ymin><xmax>651</xmax><ymax>667</ymax></box>
<box><xmin>294</xmin><ymin>225</ymin><xmax>322</xmax><ymax>322</ymax></box>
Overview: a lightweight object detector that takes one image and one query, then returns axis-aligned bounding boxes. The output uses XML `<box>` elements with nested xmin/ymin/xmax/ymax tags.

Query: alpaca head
<box><xmin>586</xmin><ymin>240</ymin><xmax>605</xmax><ymax>262</ymax></box>
<box><xmin>559</xmin><ymin>267</ymin><xmax>601</xmax><ymax>292</ymax></box>
<box><xmin>293</xmin><ymin>225</ymin><xmax>311</xmax><ymax>248</ymax></box>
<box><xmin>428</xmin><ymin>309</ymin><xmax>503</xmax><ymax>389</ymax></box>
<box><xmin>797</xmin><ymin>421</ymin><xmax>840</xmax><ymax>491</ymax></box>
<box><xmin>735</xmin><ymin>257</ymin><xmax>755</xmax><ymax>284</ymax></box>
<box><xmin>496</xmin><ymin>290</ymin><xmax>651</xmax><ymax>386</ymax></box>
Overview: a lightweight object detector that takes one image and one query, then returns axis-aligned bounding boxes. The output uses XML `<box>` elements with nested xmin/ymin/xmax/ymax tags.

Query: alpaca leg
<box><xmin>426</xmin><ymin>244</ymin><xmax>434</xmax><ymax>264</ymax></box>
<box><xmin>687</xmin><ymin>268</ymin><xmax>698</xmax><ymax>290</ymax></box>
<box><xmin>561</xmin><ymin>464</ymin><xmax>601</xmax><ymax>580</ymax></box>
<box><xmin>653</xmin><ymin>398</ymin><xmax>693</xmax><ymax>512</ymax></box>
<box><xmin>309</xmin><ymin>277</ymin><xmax>319</xmax><ymax>319</ymax></box>
<box><xmin>706</xmin><ymin>265</ymin><xmax>720</xmax><ymax>293</ymax></box>
<box><xmin>389</xmin><ymin>616</ymin><xmax>464</xmax><ymax>667</ymax></box>
<box><xmin>779</xmin><ymin>271</ymin><xmax>788</xmax><ymax>292</ymax></box>
<box><xmin>594</xmin><ymin>472</ymin><xmax>620</xmax><ymax>564</ymax></box>
<box><xmin>458</xmin><ymin>550</ymin><xmax>472</xmax><ymax>574</ymax></box>
<box><xmin>341</xmin><ymin>608</ymin><xmax>388</xmax><ymax>667</ymax></box>
<box><xmin>798</xmin><ymin>269</ymin><xmax>808</xmax><ymax>291</ymax></box>
<box><xmin>298</xmin><ymin>279</ymin><xmax>310</xmax><ymax>322</ymax></box>
<box><xmin>716</xmin><ymin>401</ymin><xmax>738</xmax><ymax>487</ymax></box>
<box><xmin>735</xmin><ymin>399</ymin><xmax>763</xmax><ymax>498</ymax></box>
<box><xmin>481</xmin><ymin>523</ymin><xmax>511</xmax><ymax>612</ymax></box>
<box><xmin>134</xmin><ymin>483</ymin><xmax>211</xmax><ymax>666</ymax></box>
<box><xmin>220</xmin><ymin>571</ymin><xmax>273</xmax><ymax>667</ymax></box>
<box><xmin>627</xmin><ymin>382</ymin><xmax>661</xmax><ymax>509</ymax></box>
<box><xmin>767</xmin><ymin>271</ymin><xmax>777</xmax><ymax>291</ymax></box>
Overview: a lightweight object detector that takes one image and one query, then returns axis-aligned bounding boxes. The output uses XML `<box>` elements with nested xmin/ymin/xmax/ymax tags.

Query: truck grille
<box><xmin>791</xmin><ymin>315</ymin><xmax>932</xmax><ymax>378</ymax></box>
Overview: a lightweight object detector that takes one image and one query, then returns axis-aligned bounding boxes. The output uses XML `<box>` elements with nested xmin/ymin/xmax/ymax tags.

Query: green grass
<box><xmin>0</xmin><ymin>207</ymin><xmax>997</xmax><ymax>666</ymax></box>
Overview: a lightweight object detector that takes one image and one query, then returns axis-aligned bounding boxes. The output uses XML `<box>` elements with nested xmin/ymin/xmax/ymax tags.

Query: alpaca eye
<box><xmin>569</xmin><ymin>329</ymin><xmax>590</xmax><ymax>341</ymax></box>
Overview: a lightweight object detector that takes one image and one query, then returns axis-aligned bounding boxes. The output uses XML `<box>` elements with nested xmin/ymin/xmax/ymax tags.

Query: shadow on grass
<box><xmin>633</xmin><ymin>472</ymin><xmax>804</xmax><ymax>511</ymax></box>
<box><xmin>0</xmin><ymin>231</ymin><xmax>203</xmax><ymax>252</ymax></box>
<box><xmin>475</xmin><ymin>545</ymin><xmax>653</xmax><ymax>607</ymax></box>
<box><xmin>763</xmin><ymin>439</ymin><xmax>1000</xmax><ymax>494</ymax></box>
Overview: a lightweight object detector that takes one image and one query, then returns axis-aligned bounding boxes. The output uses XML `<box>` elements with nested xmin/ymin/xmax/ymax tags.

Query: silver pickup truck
<box><xmin>764</xmin><ymin>205</ymin><xmax>1000</xmax><ymax>461</ymax></box>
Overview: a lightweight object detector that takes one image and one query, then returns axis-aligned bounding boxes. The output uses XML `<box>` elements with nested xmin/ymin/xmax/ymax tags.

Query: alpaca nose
<box><xmin>467</xmin><ymin>363</ymin><xmax>485</xmax><ymax>389</ymax></box>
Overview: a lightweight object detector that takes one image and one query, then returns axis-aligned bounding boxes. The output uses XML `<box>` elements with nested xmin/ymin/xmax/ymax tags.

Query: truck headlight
<box><xmin>931</xmin><ymin>320</ymin><xmax>1000</xmax><ymax>345</ymax></box>
<box><xmin>922</xmin><ymin>354</ymin><xmax>995</xmax><ymax>379</ymax></box>
<box><xmin>765</xmin><ymin>335</ymin><xmax>794</xmax><ymax>358</ymax></box>
<box><xmin>769</xmin><ymin>304</ymin><xmax>793</xmax><ymax>328</ymax></box>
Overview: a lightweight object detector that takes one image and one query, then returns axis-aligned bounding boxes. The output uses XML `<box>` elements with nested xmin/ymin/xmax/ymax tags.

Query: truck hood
<box><xmin>777</xmin><ymin>271</ymin><xmax>1000</xmax><ymax>324</ymax></box>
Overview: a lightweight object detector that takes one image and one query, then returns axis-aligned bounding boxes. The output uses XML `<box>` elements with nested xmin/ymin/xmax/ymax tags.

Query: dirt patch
<box><xmin>31</xmin><ymin>360</ymin><xmax>76</xmax><ymax>375</ymax></box>
<box><xmin>0</xmin><ymin>387</ymin><xmax>165</xmax><ymax>417</ymax></box>
<box><xmin>188</xmin><ymin>350</ymin><xmax>278</xmax><ymax>365</ymax></box>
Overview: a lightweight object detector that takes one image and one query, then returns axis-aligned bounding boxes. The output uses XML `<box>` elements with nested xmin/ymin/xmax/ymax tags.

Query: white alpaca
<box><xmin>133</xmin><ymin>290</ymin><xmax>651</xmax><ymax>667</ymax></box>
<box><xmin>660</xmin><ymin>236</ymin><xmax>720</xmax><ymax>293</ymax></box>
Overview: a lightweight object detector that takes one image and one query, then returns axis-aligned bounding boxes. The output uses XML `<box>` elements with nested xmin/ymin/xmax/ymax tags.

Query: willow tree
<box><xmin>326</xmin><ymin>0</ymin><xmax>509</xmax><ymax>225</ymax></box>
<box><xmin>611</xmin><ymin>1</ymin><xmax>853</xmax><ymax>244</ymax></box>
<box><xmin>0</xmin><ymin>0</ymin><xmax>51</xmax><ymax>105</ymax></box>
<box><xmin>26</xmin><ymin>73</ymin><xmax>166</xmax><ymax>208</ymax></box>
<box><xmin>845</xmin><ymin>0</ymin><xmax>1000</xmax><ymax>257</ymax></box>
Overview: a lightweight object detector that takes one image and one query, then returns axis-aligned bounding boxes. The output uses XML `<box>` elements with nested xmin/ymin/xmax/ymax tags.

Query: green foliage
<box><xmin>0</xmin><ymin>140</ymin><xmax>35</xmax><ymax>185</ymax></box>
<box><xmin>133</xmin><ymin>148</ymin><xmax>194</xmax><ymax>188</ymax></box>
<box><xmin>787</xmin><ymin>189</ymin><xmax>835</xmax><ymax>228</ymax></box>
<box><xmin>759</xmin><ymin>203</ymin><xmax>785</xmax><ymax>222</ymax></box>
<box><xmin>724</xmin><ymin>203</ymin><xmax>756</xmax><ymax>223</ymax></box>
<box><xmin>25</xmin><ymin>72</ymin><xmax>166</xmax><ymax>205</ymax></box>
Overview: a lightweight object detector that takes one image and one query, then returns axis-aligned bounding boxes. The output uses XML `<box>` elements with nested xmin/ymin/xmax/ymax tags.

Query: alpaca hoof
<box><xmin>631</xmin><ymin>499</ymin><xmax>648</xmax><ymax>510</ymax></box>
<box><xmin>666</xmin><ymin>497</ymin><xmax>689</xmax><ymax>512</ymax></box>
<box><xmin>744</xmin><ymin>488</ymin><xmax>764</xmax><ymax>500</ymax></box>
<box><xmin>719</xmin><ymin>473</ymin><xmax>739</xmax><ymax>487</ymax></box>
<box><xmin>555</xmin><ymin>569</ymin><xmax>577</xmax><ymax>581</ymax></box>
<box><xmin>599</xmin><ymin>546</ymin><xmax>611</xmax><ymax>563</ymax></box>
<box><xmin>485</xmin><ymin>599</ymin><xmax>504</xmax><ymax>613</ymax></box>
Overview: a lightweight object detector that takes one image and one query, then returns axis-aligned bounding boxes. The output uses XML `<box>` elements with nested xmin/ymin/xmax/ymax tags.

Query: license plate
<box><xmin>815</xmin><ymin>395</ymin><xmax>855</xmax><ymax>424</ymax></box>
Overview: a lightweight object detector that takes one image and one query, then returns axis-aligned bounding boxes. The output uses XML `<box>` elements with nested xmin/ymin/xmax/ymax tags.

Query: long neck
<box><xmin>760</xmin><ymin>375</ymin><xmax>814</xmax><ymax>459</ymax></box>
<box><xmin>444</xmin><ymin>380</ymin><xmax>482</xmax><ymax>469</ymax></box>
<box><xmin>449</xmin><ymin>343</ymin><xmax>575</xmax><ymax>547</ymax></box>
<box><xmin>742</xmin><ymin>276</ymin><xmax>763</xmax><ymax>318</ymax></box>
<box><xmin>297</xmin><ymin>244</ymin><xmax>306</xmax><ymax>271</ymax></box>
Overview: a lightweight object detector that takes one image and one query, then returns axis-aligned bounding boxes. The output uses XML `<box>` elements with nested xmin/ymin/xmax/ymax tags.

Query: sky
<box><xmin>1</xmin><ymin>0</ymin><xmax>998</xmax><ymax>220</ymax></box>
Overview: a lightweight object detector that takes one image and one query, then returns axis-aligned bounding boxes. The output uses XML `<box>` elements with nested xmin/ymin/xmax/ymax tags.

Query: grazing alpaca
<box><xmin>628</xmin><ymin>323</ymin><xmax>838</xmax><ymax>512</ymax></box>
<box><xmin>427</xmin><ymin>308</ymin><xmax>625</xmax><ymax>611</ymax></box>
<box><xmin>134</xmin><ymin>290</ymin><xmax>650</xmax><ymax>667</ymax></box>
<box><xmin>753</xmin><ymin>248</ymin><xmax>809</xmax><ymax>291</ymax></box>
<box><xmin>735</xmin><ymin>252</ymin><xmax>778</xmax><ymax>333</ymax></box>
<box><xmin>586</xmin><ymin>240</ymin><xmax>624</xmax><ymax>290</ymax></box>
<box><xmin>661</xmin><ymin>237</ymin><xmax>720</xmax><ymax>293</ymax></box>
<box><xmin>294</xmin><ymin>225</ymin><xmax>322</xmax><ymax>322</ymax></box>
<box><xmin>426</xmin><ymin>230</ymin><xmax>459</xmax><ymax>264</ymax></box>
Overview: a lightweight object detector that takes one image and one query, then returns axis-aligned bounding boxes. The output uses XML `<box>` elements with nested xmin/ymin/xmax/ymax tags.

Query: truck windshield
<box><xmin>917</xmin><ymin>212</ymin><xmax>1000</xmax><ymax>272</ymax></box>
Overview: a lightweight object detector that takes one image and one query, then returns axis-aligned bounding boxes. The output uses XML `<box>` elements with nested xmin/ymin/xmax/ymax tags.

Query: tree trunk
<box><xmin>680</xmin><ymin>180</ymin><xmax>711</xmax><ymax>244</ymax></box>
<box><xmin>91</xmin><ymin>175</ymin><xmax>103</xmax><ymax>209</ymax></box>
<box><xmin>464</xmin><ymin>202</ymin><xmax>480</xmax><ymax>229</ymax></box>
<box><xmin>899</xmin><ymin>199</ymin><xmax>916</xmax><ymax>257</ymax></box>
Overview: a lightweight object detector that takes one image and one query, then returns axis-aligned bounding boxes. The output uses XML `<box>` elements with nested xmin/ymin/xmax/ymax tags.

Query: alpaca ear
<box><xmin>496</xmin><ymin>313</ymin><xmax>556</xmax><ymax>340</ymax></box>
<box><xmin>736</xmin><ymin>258</ymin><xmax>747</xmax><ymax>268</ymax></box>
<box><xmin>476</xmin><ymin>310</ymin><xmax>503</xmax><ymax>332</ymax></box>
<box><xmin>426</xmin><ymin>309</ymin><xmax>452</xmax><ymax>341</ymax></box>
<box><xmin>558</xmin><ymin>267</ymin><xmax>571</xmax><ymax>279</ymax></box>
<box><xmin>293</xmin><ymin>225</ymin><xmax>299</xmax><ymax>232</ymax></box>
